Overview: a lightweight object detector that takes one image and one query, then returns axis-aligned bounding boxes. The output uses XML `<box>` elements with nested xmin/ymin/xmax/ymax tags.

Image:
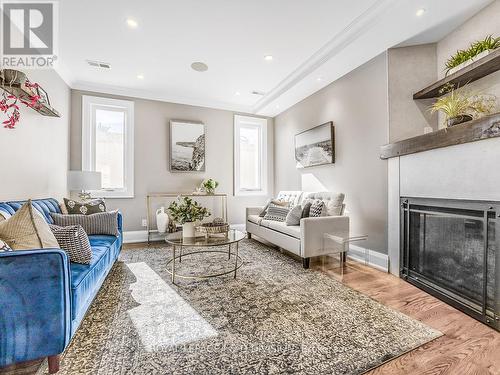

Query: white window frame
<box><xmin>82</xmin><ymin>95</ymin><xmax>134</xmax><ymax>198</ymax></box>
<box><xmin>234</xmin><ymin>115</ymin><xmax>268</xmax><ymax>196</ymax></box>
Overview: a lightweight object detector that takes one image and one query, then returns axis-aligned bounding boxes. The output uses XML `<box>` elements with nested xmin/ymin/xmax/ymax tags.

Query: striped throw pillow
<box><xmin>263</xmin><ymin>203</ymin><xmax>290</xmax><ymax>222</ymax></box>
<box><xmin>50</xmin><ymin>211</ymin><xmax>119</xmax><ymax>236</ymax></box>
<box><xmin>285</xmin><ymin>205</ymin><xmax>302</xmax><ymax>226</ymax></box>
<box><xmin>49</xmin><ymin>224</ymin><xmax>92</xmax><ymax>264</ymax></box>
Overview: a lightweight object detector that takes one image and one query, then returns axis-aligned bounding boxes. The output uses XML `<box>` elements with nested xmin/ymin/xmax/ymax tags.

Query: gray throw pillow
<box><xmin>301</xmin><ymin>202</ymin><xmax>312</xmax><ymax>218</ymax></box>
<box><xmin>64</xmin><ymin>198</ymin><xmax>106</xmax><ymax>215</ymax></box>
<box><xmin>285</xmin><ymin>205</ymin><xmax>302</xmax><ymax>226</ymax></box>
<box><xmin>50</xmin><ymin>211</ymin><xmax>119</xmax><ymax>236</ymax></box>
<box><xmin>49</xmin><ymin>224</ymin><xmax>92</xmax><ymax>264</ymax></box>
<box><xmin>309</xmin><ymin>200</ymin><xmax>325</xmax><ymax>217</ymax></box>
<box><xmin>263</xmin><ymin>203</ymin><xmax>290</xmax><ymax>222</ymax></box>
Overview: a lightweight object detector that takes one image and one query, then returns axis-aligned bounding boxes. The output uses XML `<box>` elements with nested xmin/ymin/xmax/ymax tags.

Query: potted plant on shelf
<box><xmin>430</xmin><ymin>87</ymin><xmax>497</xmax><ymax>128</ymax></box>
<box><xmin>168</xmin><ymin>196</ymin><xmax>210</xmax><ymax>238</ymax></box>
<box><xmin>445</xmin><ymin>35</ymin><xmax>500</xmax><ymax>76</ymax></box>
<box><xmin>201</xmin><ymin>178</ymin><xmax>219</xmax><ymax>195</ymax></box>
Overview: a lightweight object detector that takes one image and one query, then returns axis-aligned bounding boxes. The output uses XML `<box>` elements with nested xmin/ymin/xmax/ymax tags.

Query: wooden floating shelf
<box><xmin>380</xmin><ymin>113</ymin><xmax>500</xmax><ymax>159</ymax></box>
<box><xmin>0</xmin><ymin>69</ymin><xmax>60</xmax><ymax>117</ymax></box>
<box><xmin>413</xmin><ymin>48</ymin><xmax>500</xmax><ymax>100</ymax></box>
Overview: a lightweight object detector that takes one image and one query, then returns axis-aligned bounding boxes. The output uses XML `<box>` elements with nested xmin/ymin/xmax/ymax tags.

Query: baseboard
<box><xmin>347</xmin><ymin>245</ymin><xmax>388</xmax><ymax>272</ymax></box>
<box><xmin>123</xmin><ymin>224</ymin><xmax>246</xmax><ymax>244</ymax></box>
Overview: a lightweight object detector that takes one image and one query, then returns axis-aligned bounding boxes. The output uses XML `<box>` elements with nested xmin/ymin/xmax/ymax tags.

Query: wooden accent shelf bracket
<box><xmin>0</xmin><ymin>69</ymin><xmax>60</xmax><ymax>117</ymax></box>
<box><xmin>413</xmin><ymin>48</ymin><xmax>500</xmax><ymax>100</ymax></box>
<box><xmin>380</xmin><ymin>113</ymin><xmax>500</xmax><ymax>159</ymax></box>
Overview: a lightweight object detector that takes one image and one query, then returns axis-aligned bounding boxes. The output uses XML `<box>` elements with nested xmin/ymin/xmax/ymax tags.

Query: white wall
<box><xmin>274</xmin><ymin>53</ymin><xmax>389</xmax><ymax>254</ymax></box>
<box><xmin>0</xmin><ymin>69</ymin><xmax>70</xmax><ymax>201</ymax></box>
<box><xmin>70</xmin><ymin>90</ymin><xmax>274</xmax><ymax>232</ymax></box>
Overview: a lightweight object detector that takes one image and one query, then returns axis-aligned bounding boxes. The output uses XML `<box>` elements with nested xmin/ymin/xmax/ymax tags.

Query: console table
<box><xmin>146</xmin><ymin>192</ymin><xmax>228</xmax><ymax>243</ymax></box>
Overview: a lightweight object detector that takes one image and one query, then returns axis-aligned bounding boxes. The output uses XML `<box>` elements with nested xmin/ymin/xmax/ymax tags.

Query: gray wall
<box><xmin>0</xmin><ymin>69</ymin><xmax>70</xmax><ymax>201</ymax></box>
<box><xmin>70</xmin><ymin>90</ymin><xmax>274</xmax><ymax>232</ymax></box>
<box><xmin>388</xmin><ymin>44</ymin><xmax>438</xmax><ymax>142</ymax></box>
<box><xmin>273</xmin><ymin>53</ymin><xmax>389</xmax><ymax>254</ymax></box>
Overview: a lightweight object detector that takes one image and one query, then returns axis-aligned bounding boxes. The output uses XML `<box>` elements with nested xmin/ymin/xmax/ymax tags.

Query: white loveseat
<box><xmin>246</xmin><ymin>191</ymin><xmax>349</xmax><ymax>268</ymax></box>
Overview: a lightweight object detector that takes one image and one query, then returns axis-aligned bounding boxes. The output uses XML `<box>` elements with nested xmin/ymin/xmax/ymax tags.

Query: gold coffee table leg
<box><xmin>234</xmin><ymin>242</ymin><xmax>239</xmax><ymax>279</ymax></box>
<box><xmin>172</xmin><ymin>245</ymin><xmax>176</xmax><ymax>284</ymax></box>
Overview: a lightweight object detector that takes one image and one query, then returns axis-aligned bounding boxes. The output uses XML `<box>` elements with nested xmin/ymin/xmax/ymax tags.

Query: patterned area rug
<box><xmin>39</xmin><ymin>239</ymin><xmax>441</xmax><ymax>375</ymax></box>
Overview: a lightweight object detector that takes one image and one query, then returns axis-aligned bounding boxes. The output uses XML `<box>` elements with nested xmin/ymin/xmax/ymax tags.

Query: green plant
<box><xmin>445</xmin><ymin>35</ymin><xmax>500</xmax><ymax>75</ymax></box>
<box><xmin>201</xmin><ymin>178</ymin><xmax>219</xmax><ymax>194</ymax></box>
<box><xmin>168</xmin><ymin>196</ymin><xmax>210</xmax><ymax>224</ymax></box>
<box><xmin>430</xmin><ymin>87</ymin><xmax>497</xmax><ymax>126</ymax></box>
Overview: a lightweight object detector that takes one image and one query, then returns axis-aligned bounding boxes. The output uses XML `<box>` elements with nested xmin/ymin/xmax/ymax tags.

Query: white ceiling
<box><xmin>57</xmin><ymin>0</ymin><xmax>493</xmax><ymax>117</ymax></box>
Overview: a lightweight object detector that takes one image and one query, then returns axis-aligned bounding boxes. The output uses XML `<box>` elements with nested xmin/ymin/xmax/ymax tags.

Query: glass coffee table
<box><xmin>165</xmin><ymin>229</ymin><xmax>246</xmax><ymax>284</ymax></box>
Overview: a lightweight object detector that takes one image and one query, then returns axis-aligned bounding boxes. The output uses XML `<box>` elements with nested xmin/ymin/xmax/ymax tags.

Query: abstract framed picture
<box><xmin>295</xmin><ymin>122</ymin><xmax>335</xmax><ymax>168</ymax></box>
<box><xmin>169</xmin><ymin>120</ymin><xmax>206</xmax><ymax>172</ymax></box>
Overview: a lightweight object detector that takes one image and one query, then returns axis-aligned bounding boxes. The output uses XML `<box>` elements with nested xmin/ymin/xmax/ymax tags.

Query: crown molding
<box><xmin>252</xmin><ymin>0</ymin><xmax>397</xmax><ymax>114</ymax></box>
<box><xmin>71</xmin><ymin>81</ymin><xmax>253</xmax><ymax>114</ymax></box>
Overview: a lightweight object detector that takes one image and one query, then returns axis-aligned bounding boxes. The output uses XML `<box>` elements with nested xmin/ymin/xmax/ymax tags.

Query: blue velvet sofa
<box><xmin>0</xmin><ymin>198</ymin><xmax>122</xmax><ymax>373</ymax></box>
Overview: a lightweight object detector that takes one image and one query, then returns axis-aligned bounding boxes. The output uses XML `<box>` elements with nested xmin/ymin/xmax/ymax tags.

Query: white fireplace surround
<box><xmin>387</xmin><ymin>136</ymin><xmax>500</xmax><ymax>275</ymax></box>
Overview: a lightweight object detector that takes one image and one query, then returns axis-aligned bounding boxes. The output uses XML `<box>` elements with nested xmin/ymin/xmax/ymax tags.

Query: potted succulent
<box><xmin>168</xmin><ymin>196</ymin><xmax>210</xmax><ymax>238</ymax></box>
<box><xmin>430</xmin><ymin>87</ymin><xmax>497</xmax><ymax>128</ymax></box>
<box><xmin>201</xmin><ymin>178</ymin><xmax>219</xmax><ymax>195</ymax></box>
<box><xmin>445</xmin><ymin>35</ymin><xmax>500</xmax><ymax>76</ymax></box>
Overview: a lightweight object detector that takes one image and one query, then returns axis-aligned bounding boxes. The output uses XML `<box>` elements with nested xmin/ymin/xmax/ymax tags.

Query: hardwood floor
<box><xmin>310</xmin><ymin>256</ymin><xmax>500</xmax><ymax>375</ymax></box>
<box><xmin>2</xmin><ymin>243</ymin><xmax>498</xmax><ymax>375</ymax></box>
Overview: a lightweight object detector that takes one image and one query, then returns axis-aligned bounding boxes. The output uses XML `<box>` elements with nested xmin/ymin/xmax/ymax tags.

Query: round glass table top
<box><xmin>165</xmin><ymin>229</ymin><xmax>246</xmax><ymax>246</ymax></box>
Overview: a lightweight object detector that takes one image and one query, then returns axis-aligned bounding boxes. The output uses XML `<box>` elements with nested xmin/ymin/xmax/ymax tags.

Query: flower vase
<box><xmin>182</xmin><ymin>222</ymin><xmax>196</xmax><ymax>238</ymax></box>
<box><xmin>156</xmin><ymin>207</ymin><xmax>169</xmax><ymax>234</ymax></box>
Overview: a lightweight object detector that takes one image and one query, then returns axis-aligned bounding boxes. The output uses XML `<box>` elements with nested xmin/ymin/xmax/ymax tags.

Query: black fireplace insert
<box><xmin>400</xmin><ymin>197</ymin><xmax>499</xmax><ymax>331</ymax></box>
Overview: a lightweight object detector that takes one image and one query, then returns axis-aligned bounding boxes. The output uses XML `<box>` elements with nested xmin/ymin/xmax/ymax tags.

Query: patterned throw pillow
<box><xmin>263</xmin><ymin>203</ymin><xmax>290</xmax><ymax>222</ymax></box>
<box><xmin>0</xmin><ymin>239</ymin><xmax>12</xmax><ymax>252</ymax></box>
<box><xmin>309</xmin><ymin>200</ymin><xmax>325</xmax><ymax>217</ymax></box>
<box><xmin>51</xmin><ymin>211</ymin><xmax>119</xmax><ymax>236</ymax></box>
<box><xmin>301</xmin><ymin>202</ymin><xmax>312</xmax><ymax>218</ymax></box>
<box><xmin>259</xmin><ymin>199</ymin><xmax>288</xmax><ymax>217</ymax></box>
<box><xmin>64</xmin><ymin>198</ymin><xmax>106</xmax><ymax>215</ymax></box>
<box><xmin>285</xmin><ymin>205</ymin><xmax>302</xmax><ymax>226</ymax></box>
<box><xmin>49</xmin><ymin>224</ymin><xmax>92</xmax><ymax>264</ymax></box>
<box><xmin>0</xmin><ymin>200</ymin><xmax>59</xmax><ymax>250</ymax></box>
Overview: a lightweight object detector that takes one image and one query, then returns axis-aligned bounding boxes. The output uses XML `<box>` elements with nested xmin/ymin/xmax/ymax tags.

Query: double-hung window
<box><xmin>234</xmin><ymin>115</ymin><xmax>268</xmax><ymax>196</ymax></box>
<box><xmin>82</xmin><ymin>96</ymin><xmax>134</xmax><ymax>198</ymax></box>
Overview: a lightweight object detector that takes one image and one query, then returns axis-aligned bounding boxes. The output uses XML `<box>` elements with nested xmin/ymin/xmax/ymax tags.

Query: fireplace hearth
<box><xmin>400</xmin><ymin>197</ymin><xmax>499</xmax><ymax>331</ymax></box>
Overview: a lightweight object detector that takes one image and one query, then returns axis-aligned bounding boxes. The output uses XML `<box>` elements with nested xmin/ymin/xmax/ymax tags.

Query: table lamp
<box><xmin>68</xmin><ymin>171</ymin><xmax>102</xmax><ymax>201</ymax></box>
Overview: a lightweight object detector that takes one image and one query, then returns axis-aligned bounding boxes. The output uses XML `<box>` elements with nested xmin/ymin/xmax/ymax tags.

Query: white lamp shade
<box><xmin>68</xmin><ymin>171</ymin><xmax>102</xmax><ymax>191</ymax></box>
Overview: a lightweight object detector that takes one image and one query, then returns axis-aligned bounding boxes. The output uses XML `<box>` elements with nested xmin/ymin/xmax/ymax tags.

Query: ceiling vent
<box><xmin>86</xmin><ymin>60</ymin><xmax>111</xmax><ymax>69</ymax></box>
<box><xmin>251</xmin><ymin>90</ymin><xmax>266</xmax><ymax>96</ymax></box>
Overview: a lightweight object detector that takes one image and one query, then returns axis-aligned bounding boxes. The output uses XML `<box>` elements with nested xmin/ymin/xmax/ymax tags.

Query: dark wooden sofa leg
<box><xmin>302</xmin><ymin>257</ymin><xmax>310</xmax><ymax>269</ymax></box>
<box><xmin>48</xmin><ymin>355</ymin><xmax>60</xmax><ymax>374</ymax></box>
<box><xmin>247</xmin><ymin>232</ymin><xmax>252</xmax><ymax>239</ymax></box>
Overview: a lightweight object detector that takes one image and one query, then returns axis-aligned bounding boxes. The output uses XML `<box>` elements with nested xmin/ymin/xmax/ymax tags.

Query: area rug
<box><xmin>39</xmin><ymin>239</ymin><xmax>441</xmax><ymax>375</ymax></box>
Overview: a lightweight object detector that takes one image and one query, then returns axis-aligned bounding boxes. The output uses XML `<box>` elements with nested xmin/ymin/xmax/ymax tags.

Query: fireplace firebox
<box><xmin>400</xmin><ymin>197</ymin><xmax>499</xmax><ymax>331</ymax></box>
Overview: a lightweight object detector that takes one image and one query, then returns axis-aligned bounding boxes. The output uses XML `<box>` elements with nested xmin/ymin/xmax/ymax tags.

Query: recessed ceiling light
<box><xmin>191</xmin><ymin>61</ymin><xmax>208</xmax><ymax>72</ymax></box>
<box><xmin>137</xmin><ymin>74</ymin><xmax>144</xmax><ymax>79</ymax></box>
<box><xmin>235</xmin><ymin>91</ymin><xmax>241</xmax><ymax>96</ymax></box>
<box><xmin>416</xmin><ymin>8</ymin><xmax>426</xmax><ymax>16</ymax></box>
<box><xmin>264</xmin><ymin>55</ymin><xmax>273</xmax><ymax>61</ymax></box>
<box><xmin>126</xmin><ymin>18</ymin><xmax>138</xmax><ymax>28</ymax></box>
<box><xmin>316</xmin><ymin>77</ymin><xmax>323</xmax><ymax>82</ymax></box>
<box><xmin>275</xmin><ymin>104</ymin><xmax>280</xmax><ymax>109</ymax></box>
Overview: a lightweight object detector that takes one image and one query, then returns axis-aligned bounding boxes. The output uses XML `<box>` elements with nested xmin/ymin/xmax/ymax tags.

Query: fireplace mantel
<box><xmin>380</xmin><ymin>113</ymin><xmax>500</xmax><ymax>159</ymax></box>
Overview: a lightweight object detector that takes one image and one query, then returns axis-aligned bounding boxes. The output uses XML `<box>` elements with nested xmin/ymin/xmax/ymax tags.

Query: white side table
<box><xmin>323</xmin><ymin>233</ymin><xmax>368</xmax><ymax>275</ymax></box>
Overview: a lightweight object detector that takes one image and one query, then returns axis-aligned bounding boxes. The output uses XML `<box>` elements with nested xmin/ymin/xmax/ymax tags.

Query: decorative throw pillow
<box><xmin>285</xmin><ymin>205</ymin><xmax>302</xmax><ymax>226</ymax></box>
<box><xmin>259</xmin><ymin>199</ymin><xmax>289</xmax><ymax>217</ymax></box>
<box><xmin>0</xmin><ymin>201</ymin><xmax>59</xmax><ymax>250</ymax></box>
<box><xmin>309</xmin><ymin>200</ymin><xmax>325</xmax><ymax>217</ymax></box>
<box><xmin>49</xmin><ymin>224</ymin><xmax>92</xmax><ymax>264</ymax></box>
<box><xmin>64</xmin><ymin>198</ymin><xmax>106</xmax><ymax>215</ymax></box>
<box><xmin>0</xmin><ymin>239</ymin><xmax>12</xmax><ymax>252</ymax></box>
<box><xmin>51</xmin><ymin>211</ymin><xmax>119</xmax><ymax>236</ymax></box>
<box><xmin>301</xmin><ymin>202</ymin><xmax>312</xmax><ymax>218</ymax></box>
<box><xmin>263</xmin><ymin>203</ymin><xmax>290</xmax><ymax>222</ymax></box>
